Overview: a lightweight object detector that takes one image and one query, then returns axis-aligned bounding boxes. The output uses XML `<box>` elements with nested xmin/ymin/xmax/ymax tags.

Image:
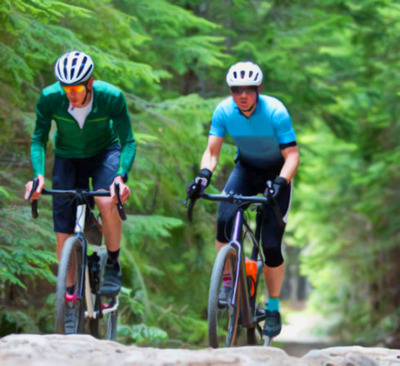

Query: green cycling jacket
<box><xmin>31</xmin><ymin>80</ymin><xmax>136</xmax><ymax>180</ymax></box>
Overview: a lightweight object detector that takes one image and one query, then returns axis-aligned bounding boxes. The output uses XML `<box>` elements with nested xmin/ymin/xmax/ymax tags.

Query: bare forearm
<box><xmin>199</xmin><ymin>135</ymin><xmax>224</xmax><ymax>173</ymax></box>
<box><xmin>200</xmin><ymin>149</ymin><xmax>218</xmax><ymax>172</ymax></box>
<box><xmin>279</xmin><ymin>149</ymin><xmax>300</xmax><ymax>182</ymax></box>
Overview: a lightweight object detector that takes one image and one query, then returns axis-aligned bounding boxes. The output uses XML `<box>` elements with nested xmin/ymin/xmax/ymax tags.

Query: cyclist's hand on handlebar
<box><xmin>186</xmin><ymin>168</ymin><xmax>213</xmax><ymax>199</ymax></box>
<box><xmin>24</xmin><ymin>175</ymin><xmax>45</xmax><ymax>202</ymax></box>
<box><xmin>110</xmin><ymin>177</ymin><xmax>130</xmax><ymax>204</ymax></box>
<box><xmin>264</xmin><ymin>176</ymin><xmax>288</xmax><ymax>200</ymax></box>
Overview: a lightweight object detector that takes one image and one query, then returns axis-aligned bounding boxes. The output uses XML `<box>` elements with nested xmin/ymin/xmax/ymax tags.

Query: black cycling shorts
<box><xmin>52</xmin><ymin>144</ymin><xmax>121</xmax><ymax>233</ymax></box>
<box><xmin>216</xmin><ymin>161</ymin><xmax>292</xmax><ymax>267</ymax></box>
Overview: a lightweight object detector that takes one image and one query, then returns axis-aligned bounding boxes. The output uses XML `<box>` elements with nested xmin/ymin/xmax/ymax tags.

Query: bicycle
<box><xmin>185</xmin><ymin>183</ymin><xmax>283</xmax><ymax>348</ymax></box>
<box><xmin>26</xmin><ymin>177</ymin><xmax>126</xmax><ymax>340</ymax></box>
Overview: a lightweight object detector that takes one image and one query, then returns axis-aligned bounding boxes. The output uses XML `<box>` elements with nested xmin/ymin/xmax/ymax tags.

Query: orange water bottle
<box><xmin>245</xmin><ymin>258</ymin><xmax>257</xmax><ymax>296</ymax></box>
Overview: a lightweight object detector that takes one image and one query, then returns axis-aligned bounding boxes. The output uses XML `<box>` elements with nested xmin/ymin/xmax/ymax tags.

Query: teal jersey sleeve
<box><xmin>210</xmin><ymin>104</ymin><xmax>227</xmax><ymax>138</ymax></box>
<box><xmin>111</xmin><ymin>91</ymin><xmax>136</xmax><ymax>178</ymax></box>
<box><xmin>31</xmin><ymin>91</ymin><xmax>52</xmax><ymax>177</ymax></box>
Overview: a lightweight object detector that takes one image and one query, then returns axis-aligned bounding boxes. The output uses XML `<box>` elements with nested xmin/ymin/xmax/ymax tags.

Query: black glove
<box><xmin>187</xmin><ymin>168</ymin><xmax>213</xmax><ymax>199</ymax></box>
<box><xmin>264</xmin><ymin>176</ymin><xmax>288</xmax><ymax>200</ymax></box>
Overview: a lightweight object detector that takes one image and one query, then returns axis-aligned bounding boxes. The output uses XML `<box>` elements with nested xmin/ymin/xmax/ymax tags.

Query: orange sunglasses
<box><xmin>62</xmin><ymin>84</ymin><xmax>86</xmax><ymax>93</ymax></box>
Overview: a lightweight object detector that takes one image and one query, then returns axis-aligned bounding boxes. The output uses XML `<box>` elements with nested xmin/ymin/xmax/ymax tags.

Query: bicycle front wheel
<box><xmin>208</xmin><ymin>244</ymin><xmax>240</xmax><ymax>348</ymax></box>
<box><xmin>89</xmin><ymin>249</ymin><xmax>118</xmax><ymax>340</ymax></box>
<box><xmin>55</xmin><ymin>236</ymin><xmax>86</xmax><ymax>334</ymax></box>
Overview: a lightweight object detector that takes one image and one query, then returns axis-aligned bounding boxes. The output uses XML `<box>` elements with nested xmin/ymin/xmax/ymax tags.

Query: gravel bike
<box><xmin>27</xmin><ymin>177</ymin><xmax>126</xmax><ymax>340</ymax></box>
<box><xmin>185</xmin><ymin>183</ymin><xmax>283</xmax><ymax>348</ymax></box>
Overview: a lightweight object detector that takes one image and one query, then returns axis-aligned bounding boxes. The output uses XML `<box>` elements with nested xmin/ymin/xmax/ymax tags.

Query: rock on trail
<box><xmin>1</xmin><ymin>334</ymin><xmax>400</xmax><ymax>366</ymax></box>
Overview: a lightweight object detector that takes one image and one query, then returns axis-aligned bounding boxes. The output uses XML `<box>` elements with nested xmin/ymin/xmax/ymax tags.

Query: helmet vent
<box><xmin>226</xmin><ymin>61</ymin><xmax>263</xmax><ymax>87</ymax></box>
<box><xmin>80</xmin><ymin>64</ymin><xmax>93</xmax><ymax>82</ymax></box>
<box><xmin>70</xmin><ymin>58</ymin><xmax>77</xmax><ymax>79</ymax></box>
<box><xmin>55</xmin><ymin>51</ymin><xmax>94</xmax><ymax>85</ymax></box>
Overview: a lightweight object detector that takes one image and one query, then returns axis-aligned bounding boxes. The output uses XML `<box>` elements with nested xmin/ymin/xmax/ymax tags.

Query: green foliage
<box><xmin>118</xmin><ymin>323</ymin><xmax>168</xmax><ymax>345</ymax></box>
<box><xmin>0</xmin><ymin>310</ymin><xmax>34</xmax><ymax>337</ymax></box>
<box><xmin>0</xmin><ymin>0</ymin><xmax>226</xmax><ymax>346</ymax></box>
<box><xmin>0</xmin><ymin>178</ymin><xmax>56</xmax><ymax>291</ymax></box>
<box><xmin>1</xmin><ymin>0</ymin><xmax>400</xmax><ymax>348</ymax></box>
<box><xmin>252</xmin><ymin>0</ymin><xmax>400</xmax><ymax>344</ymax></box>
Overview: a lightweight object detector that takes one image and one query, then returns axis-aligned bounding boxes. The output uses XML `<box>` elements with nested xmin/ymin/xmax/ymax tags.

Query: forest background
<box><xmin>1</xmin><ymin>0</ymin><xmax>400</xmax><ymax>348</ymax></box>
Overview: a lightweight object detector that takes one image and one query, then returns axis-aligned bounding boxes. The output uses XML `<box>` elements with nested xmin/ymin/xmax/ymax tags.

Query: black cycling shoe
<box><xmin>100</xmin><ymin>260</ymin><xmax>122</xmax><ymax>296</ymax></box>
<box><xmin>218</xmin><ymin>286</ymin><xmax>232</xmax><ymax>308</ymax></box>
<box><xmin>263</xmin><ymin>310</ymin><xmax>282</xmax><ymax>337</ymax></box>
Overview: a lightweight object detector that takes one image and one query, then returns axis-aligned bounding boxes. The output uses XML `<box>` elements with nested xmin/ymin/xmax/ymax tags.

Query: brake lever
<box><xmin>114</xmin><ymin>182</ymin><xmax>127</xmax><ymax>221</ymax></box>
<box><xmin>27</xmin><ymin>177</ymin><xmax>40</xmax><ymax>219</ymax></box>
<box><xmin>26</xmin><ymin>177</ymin><xmax>39</xmax><ymax>204</ymax></box>
<box><xmin>187</xmin><ymin>197</ymin><xmax>197</xmax><ymax>222</ymax></box>
<box><xmin>184</xmin><ymin>182</ymin><xmax>201</xmax><ymax>222</ymax></box>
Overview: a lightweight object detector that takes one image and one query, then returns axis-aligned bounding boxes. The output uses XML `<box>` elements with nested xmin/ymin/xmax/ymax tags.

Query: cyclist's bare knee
<box><xmin>95</xmin><ymin>197</ymin><xmax>119</xmax><ymax>218</ymax></box>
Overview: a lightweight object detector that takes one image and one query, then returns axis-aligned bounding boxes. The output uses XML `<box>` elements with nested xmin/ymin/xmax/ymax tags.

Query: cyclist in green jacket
<box><xmin>24</xmin><ymin>51</ymin><xmax>136</xmax><ymax>296</ymax></box>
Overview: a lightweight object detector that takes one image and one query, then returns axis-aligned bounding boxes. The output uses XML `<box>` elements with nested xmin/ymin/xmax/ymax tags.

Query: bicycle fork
<box><xmin>62</xmin><ymin>204</ymin><xmax>92</xmax><ymax>316</ymax></box>
<box><xmin>230</xmin><ymin>210</ymin><xmax>253</xmax><ymax>328</ymax></box>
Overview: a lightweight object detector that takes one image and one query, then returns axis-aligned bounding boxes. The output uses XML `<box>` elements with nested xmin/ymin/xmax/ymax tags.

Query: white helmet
<box><xmin>54</xmin><ymin>51</ymin><xmax>94</xmax><ymax>85</ymax></box>
<box><xmin>226</xmin><ymin>61</ymin><xmax>263</xmax><ymax>87</ymax></box>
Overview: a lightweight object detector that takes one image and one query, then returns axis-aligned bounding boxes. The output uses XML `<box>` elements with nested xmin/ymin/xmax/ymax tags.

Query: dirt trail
<box><xmin>1</xmin><ymin>334</ymin><xmax>400</xmax><ymax>366</ymax></box>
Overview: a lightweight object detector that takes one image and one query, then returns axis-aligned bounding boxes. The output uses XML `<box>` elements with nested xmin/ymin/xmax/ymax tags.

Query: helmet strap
<box><xmin>81</xmin><ymin>82</ymin><xmax>91</xmax><ymax>106</ymax></box>
<box><xmin>239</xmin><ymin>92</ymin><xmax>259</xmax><ymax>114</ymax></box>
<box><xmin>81</xmin><ymin>90</ymin><xmax>89</xmax><ymax>106</ymax></box>
<box><xmin>241</xmin><ymin>103</ymin><xmax>255</xmax><ymax>113</ymax></box>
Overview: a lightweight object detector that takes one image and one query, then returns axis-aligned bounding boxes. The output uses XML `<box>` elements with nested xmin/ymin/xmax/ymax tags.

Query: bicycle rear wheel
<box><xmin>55</xmin><ymin>236</ymin><xmax>86</xmax><ymax>334</ymax></box>
<box><xmin>89</xmin><ymin>249</ymin><xmax>118</xmax><ymax>340</ymax></box>
<box><xmin>208</xmin><ymin>245</ymin><xmax>240</xmax><ymax>348</ymax></box>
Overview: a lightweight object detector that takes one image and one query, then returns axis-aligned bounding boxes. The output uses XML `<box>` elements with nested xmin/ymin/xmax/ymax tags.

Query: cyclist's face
<box><xmin>230</xmin><ymin>85</ymin><xmax>260</xmax><ymax>111</ymax></box>
<box><xmin>63</xmin><ymin>78</ymin><xmax>93</xmax><ymax>108</ymax></box>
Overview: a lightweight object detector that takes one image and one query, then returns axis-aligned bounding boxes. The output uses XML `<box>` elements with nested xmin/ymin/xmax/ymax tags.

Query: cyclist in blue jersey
<box><xmin>187</xmin><ymin>61</ymin><xmax>300</xmax><ymax>338</ymax></box>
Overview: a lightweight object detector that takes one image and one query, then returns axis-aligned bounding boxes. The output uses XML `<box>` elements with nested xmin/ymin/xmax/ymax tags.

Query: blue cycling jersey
<box><xmin>210</xmin><ymin>94</ymin><xmax>296</xmax><ymax>169</ymax></box>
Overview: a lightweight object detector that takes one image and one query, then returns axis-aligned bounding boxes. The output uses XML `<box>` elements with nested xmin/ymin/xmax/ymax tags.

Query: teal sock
<box><xmin>266</xmin><ymin>297</ymin><xmax>280</xmax><ymax>312</ymax></box>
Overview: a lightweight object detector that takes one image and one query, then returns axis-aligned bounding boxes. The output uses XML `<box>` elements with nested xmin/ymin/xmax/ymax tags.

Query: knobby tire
<box><xmin>55</xmin><ymin>236</ymin><xmax>85</xmax><ymax>334</ymax></box>
<box><xmin>208</xmin><ymin>245</ymin><xmax>240</xmax><ymax>348</ymax></box>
